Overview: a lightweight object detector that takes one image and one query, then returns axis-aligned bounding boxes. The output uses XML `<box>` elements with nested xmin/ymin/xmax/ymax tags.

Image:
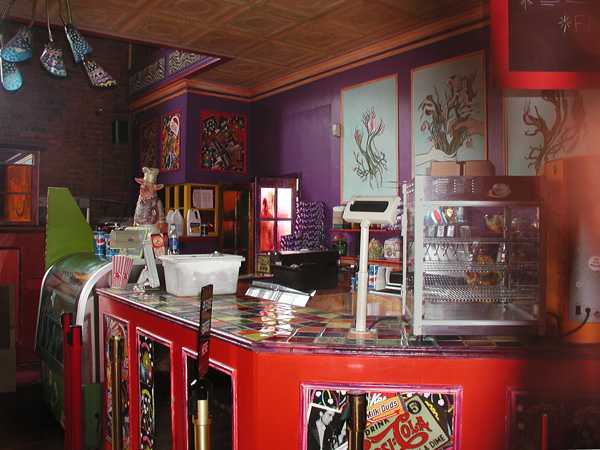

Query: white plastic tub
<box><xmin>159</xmin><ymin>253</ymin><xmax>245</xmax><ymax>296</ymax></box>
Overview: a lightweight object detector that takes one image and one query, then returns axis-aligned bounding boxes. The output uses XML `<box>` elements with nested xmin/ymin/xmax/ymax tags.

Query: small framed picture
<box><xmin>446</xmin><ymin>225</ymin><xmax>456</xmax><ymax>238</ymax></box>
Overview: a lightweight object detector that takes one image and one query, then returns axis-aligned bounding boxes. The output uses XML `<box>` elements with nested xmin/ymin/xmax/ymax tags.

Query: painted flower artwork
<box><xmin>419</xmin><ymin>73</ymin><xmax>480</xmax><ymax>157</ymax></box>
<box><xmin>341</xmin><ymin>75</ymin><xmax>398</xmax><ymax>202</ymax></box>
<box><xmin>353</xmin><ymin>108</ymin><xmax>388</xmax><ymax>188</ymax></box>
<box><xmin>505</xmin><ymin>90</ymin><xmax>585</xmax><ymax>175</ymax></box>
<box><xmin>412</xmin><ymin>52</ymin><xmax>486</xmax><ymax>175</ymax></box>
<box><xmin>523</xmin><ymin>91</ymin><xmax>583</xmax><ymax>173</ymax></box>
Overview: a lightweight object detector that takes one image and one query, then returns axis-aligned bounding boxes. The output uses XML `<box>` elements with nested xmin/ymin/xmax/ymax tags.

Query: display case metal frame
<box><xmin>402</xmin><ymin>176</ymin><xmax>545</xmax><ymax>336</ymax></box>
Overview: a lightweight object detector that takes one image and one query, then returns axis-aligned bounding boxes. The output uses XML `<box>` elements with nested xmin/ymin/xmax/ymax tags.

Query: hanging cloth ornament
<box><xmin>40</xmin><ymin>0</ymin><xmax>66</xmax><ymax>77</ymax></box>
<box><xmin>62</xmin><ymin>0</ymin><xmax>91</xmax><ymax>64</ymax></box>
<box><xmin>2</xmin><ymin>0</ymin><xmax>37</xmax><ymax>63</ymax></box>
<box><xmin>0</xmin><ymin>58</ymin><xmax>23</xmax><ymax>91</ymax></box>
<box><xmin>0</xmin><ymin>0</ymin><xmax>22</xmax><ymax>91</ymax></box>
<box><xmin>82</xmin><ymin>56</ymin><xmax>117</xmax><ymax>88</ymax></box>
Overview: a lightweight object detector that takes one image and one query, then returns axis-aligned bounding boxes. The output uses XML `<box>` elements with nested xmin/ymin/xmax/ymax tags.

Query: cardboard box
<box><xmin>430</xmin><ymin>160</ymin><xmax>495</xmax><ymax>176</ymax></box>
<box><xmin>430</xmin><ymin>161</ymin><xmax>461</xmax><ymax>176</ymax></box>
<box><xmin>463</xmin><ymin>160</ymin><xmax>495</xmax><ymax>176</ymax></box>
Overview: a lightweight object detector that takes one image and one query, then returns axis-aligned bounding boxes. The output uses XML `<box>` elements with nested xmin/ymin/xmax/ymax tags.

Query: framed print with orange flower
<box><xmin>160</xmin><ymin>111</ymin><xmax>182</xmax><ymax>172</ymax></box>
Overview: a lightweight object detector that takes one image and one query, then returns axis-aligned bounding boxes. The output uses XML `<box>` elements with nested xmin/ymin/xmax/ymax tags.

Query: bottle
<box><xmin>173</xmin><ymin>209</ymin><xmax>184</xmax><ymax>237</ymax></box>
<box><xmin>168</xmin><ymin>224</ymin><xmax>180</xmax><ymax>255</ymax></box>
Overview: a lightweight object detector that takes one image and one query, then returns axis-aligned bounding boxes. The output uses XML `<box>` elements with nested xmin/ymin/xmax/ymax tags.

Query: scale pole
<box><xmin>355</xmin><ymin>220</ymin><xmax>370</xmax><ymax>333</ymax></box>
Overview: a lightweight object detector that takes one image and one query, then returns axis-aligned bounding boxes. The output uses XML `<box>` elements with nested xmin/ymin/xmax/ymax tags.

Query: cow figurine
<box><xmin>134</xmin><ymin>167</ymin><xmax>165</xmax><ymax>226</ymax></box>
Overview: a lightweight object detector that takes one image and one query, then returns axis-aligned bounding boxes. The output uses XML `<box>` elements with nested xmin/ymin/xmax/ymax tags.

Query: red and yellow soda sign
<box><xmin>365</xmin><ymin>396</ymin><xmax>450</xmax><ymax>450</ymax></box>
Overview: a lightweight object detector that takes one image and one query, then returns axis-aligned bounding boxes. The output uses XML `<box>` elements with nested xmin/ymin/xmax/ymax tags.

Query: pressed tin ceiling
<box><xmin>3</xmin><ymin>0</ymin><xmax>488</xmax><ymax>93</ymax></box>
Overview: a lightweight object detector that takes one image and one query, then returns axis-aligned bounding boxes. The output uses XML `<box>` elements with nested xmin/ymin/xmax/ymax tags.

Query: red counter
<box><xmin>96</xmin><ymin>288</ymin><xmax>600</xmax><ymax>450</ymax></box>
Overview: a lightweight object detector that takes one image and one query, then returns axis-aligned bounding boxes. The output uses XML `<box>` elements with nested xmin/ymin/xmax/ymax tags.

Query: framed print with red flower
<box><xmin>160</xmin><ymin>112</ymin><xmax>181</xmax><ymax>172</ymax></box>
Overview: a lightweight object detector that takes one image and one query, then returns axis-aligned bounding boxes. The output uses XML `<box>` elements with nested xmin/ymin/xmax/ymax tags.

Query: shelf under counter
<box><xmin>339</xmin><ymin>255</ymin><xmax>402</xmax><ymax>271</ymax></box>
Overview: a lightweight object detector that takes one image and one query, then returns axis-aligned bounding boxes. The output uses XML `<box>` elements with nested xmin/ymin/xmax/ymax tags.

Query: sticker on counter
<box><xmin>365</xmin><ymin>395</ymin><xmax>449</xmax><ymax>450</ymax></box>
<box><xmin>588</xmin><ymin>256</ymin><xmax>600</xmax><ymax>272</ymax></box>
<box><xmin>367</xmin><ymin>395</ymin><xmax>406</xmax><ymax>425</ymax></box>
<box><xmin>303</xmin><ymin>386</ymin><xmax>458</xmax><ymax>450</ymax></box>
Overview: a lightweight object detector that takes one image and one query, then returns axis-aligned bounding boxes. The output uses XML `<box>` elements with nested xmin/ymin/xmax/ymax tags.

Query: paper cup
<box><xmin>111</xmin><ymin>255</ymin><xmax>133</xmax><ymax>289</ymax></box>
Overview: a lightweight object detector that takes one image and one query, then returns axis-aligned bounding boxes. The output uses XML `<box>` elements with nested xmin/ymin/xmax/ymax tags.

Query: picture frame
<box><xmin>160</xmin><ymin>111</ymin><xmax>182</xmax><ymax>172</ymax></box>
<box><xmin>411</xmin><ymin>51</ymin><xmax>487</xmax><ymax>177</ymax></box>
<box><xmin>340</xmin><ymin>74</ymin><xmax>399</xmax><ymax>203</ymax></box>
<box><xmin>301</xmin><ymin>382</ymin><xmax>462</xmax><ymax>450</ymax></box>
<box><xmin>139</xmin><ymin>119</ymin><xmax>159</xmax><ymax>170</ymax></box>
<box><xmin>503</xmin><ymin>90</ymin><xmax>587</xmax><ymax>175</ymax></box>
<box><xmin>199</xmin><ymin>110</ymin><xmax>248</xmax><ymax>174</ymax></box>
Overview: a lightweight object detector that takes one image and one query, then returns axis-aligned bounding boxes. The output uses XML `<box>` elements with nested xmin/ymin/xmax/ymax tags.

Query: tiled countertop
<box><xmin>97</xmin><ymin>288</ymin><xmax>600</xmax><ymax>358</ymax></box>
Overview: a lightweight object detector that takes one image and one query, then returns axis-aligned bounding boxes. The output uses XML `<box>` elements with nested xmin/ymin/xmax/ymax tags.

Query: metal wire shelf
<box><xmin>423</xmin><ymin>261</ymin><xmax>538</xmax><ymax>272</ymax></box>
<box><xmin>423</xmin><ymin>237</ymin><xmax>539</xmax><ymax>245</ymax></box>
<box><xmin>423</xmin><ymin>286</ymin><xmax>538</xmax><ymax>304</ymax></box>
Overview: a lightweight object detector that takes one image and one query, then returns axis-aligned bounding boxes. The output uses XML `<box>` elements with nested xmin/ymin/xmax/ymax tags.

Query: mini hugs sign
<box><xmin>491</xmin><ymin>0</ymin><xmax>600</xmax><ymax>88</ymax></box>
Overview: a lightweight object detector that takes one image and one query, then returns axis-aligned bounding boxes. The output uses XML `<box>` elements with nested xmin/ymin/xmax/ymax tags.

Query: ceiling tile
<box><xmin>223</xmin><ymin>5</ymin><xmax>297</xmax><ymax>37</ymax></box>
<box><xmin>264</xmin><ymin>0</ymin><xmax>347</xmax><ymax>19</ymax></box>
<box><xmin>145</xmin><ymin>0</ymin><xmax>242</xmax><ymax>24</ymax></box>
<box><xmin>185</xmin><ymin>29</ymin><xmax>260</xmax><ymax>56</ymax></box>
<box><xmin>275</xmin><ymin>16</ymin><xmax>364</xmax><ymax>52</ymax></box>
<box><xmin>379</xmin><ymin>0</ymin><xmax>485</xmax><ymax>21</ymax></box>
<box><xmin>241</xmin><ymin>40</ymin><xmax>320</xmax><ymax>68</ymax></box>
<box><xmin>322</xmin><ymin>0</ymin><xmax>413</xmax><ymax>34</ymax></box>
<box><xmin>120</xmin><ymin>12</ymin><xmax>200</xmax><ymax>46</ymax></box>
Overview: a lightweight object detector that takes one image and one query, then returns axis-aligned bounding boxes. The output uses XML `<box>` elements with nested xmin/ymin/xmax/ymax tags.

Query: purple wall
<box><xmin>251</xmin><ymin>27</ymin><xmax>501</xmax><ymax>211</ymax></box>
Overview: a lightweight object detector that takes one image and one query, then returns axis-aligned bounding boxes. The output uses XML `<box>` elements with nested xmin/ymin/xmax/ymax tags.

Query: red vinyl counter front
<box><xmin>96</xmin><ymin>288</ymin><xmax>600</xmax><ymax>450</ymax></box>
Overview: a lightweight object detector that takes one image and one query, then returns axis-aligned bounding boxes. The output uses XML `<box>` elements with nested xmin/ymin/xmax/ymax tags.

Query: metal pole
<box><xmin>354</xmin><ymin>220</ymin><xmax>371</xmax><ymax>333</ymax></box>
<box><xmin>61</xmin><ymin>313</ymin><xmax>72</xmax><ymax>450</ymax></box>
<box><xmin>110</xmin><ymin>336</ymin><xmax>123</xmax><ymax>450</ymax></box>
<box><xmin>347</xmin><ymin>392</ymin><xmax>367</xmax><ymax>450</ymax></box>
<box><xmin>70</xmin><ymin>325</ymin><xmax>83</xmax><ymax>450</ymax></box>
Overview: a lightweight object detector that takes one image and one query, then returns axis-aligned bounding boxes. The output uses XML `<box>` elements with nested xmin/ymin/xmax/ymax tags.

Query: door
<box><xmin>254</xmin><ymin>177</ymin><xmax>299</xmax><ymax>263</ymax></box>
<box><xmin>220</xmin><ymin>185</ymin><xmax>253</xmax><ymax>274</ymax></box>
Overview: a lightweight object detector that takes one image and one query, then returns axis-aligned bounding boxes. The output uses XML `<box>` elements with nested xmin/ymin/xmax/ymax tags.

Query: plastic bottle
<box><xmin>168</xmin><ymin>224</ymin><xmax>180</xmax><ymax>255</ymax></box>
<box><xmin>166</xmin><ymin>209</ymin><xmax>175</xmax><ymax>231</ymax></box>
<box><xmin>173</xmin><ymin>209</ymin><xmax>184</xmax><ymax>237</ymax></box>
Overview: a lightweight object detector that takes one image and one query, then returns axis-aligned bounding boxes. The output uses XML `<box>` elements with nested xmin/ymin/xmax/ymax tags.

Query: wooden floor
<box><xmin>0</xmin><ymin>383</ymin><xmax>63</xmax><ymax>450</ymax></box>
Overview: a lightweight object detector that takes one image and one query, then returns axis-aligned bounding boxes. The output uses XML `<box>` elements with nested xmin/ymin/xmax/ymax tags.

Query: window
<box><xmin>258</xmin><ymin>185</ymin><xmax>295</xmax><ymax>252</ymax></box>
<box><xmin>0</xmin><ymin>149</ymin><xmax>39</xmax><ymax>225</ymax></box>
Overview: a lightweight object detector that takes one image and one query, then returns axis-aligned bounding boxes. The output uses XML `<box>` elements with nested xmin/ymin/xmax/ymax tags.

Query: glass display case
<box><xmin>35</xmin><ymin>253</ymin><xmax>111</xmax><ymax>427</ymax></box>
<box><xmin>402</xmin><ymin>176</ymin><xmax>544</xmax><ymax>336</ymax></box>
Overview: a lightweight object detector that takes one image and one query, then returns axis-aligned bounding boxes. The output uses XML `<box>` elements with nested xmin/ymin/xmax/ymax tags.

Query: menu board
<box><xmin>509</xmin><ymin>0</ymin><xmax>599</xmax><ymax>72</ymax></box>
<box><xmin>491</xmin><ymin>0</ymin><xmax>600</xmax><ymax>88</ymax></box>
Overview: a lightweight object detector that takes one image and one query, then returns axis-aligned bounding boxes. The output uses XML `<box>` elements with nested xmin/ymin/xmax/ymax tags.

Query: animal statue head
<box><xmin>135</xmin><ymin>167</ymin><xmax>164</xmax><ymax>200</ymax></box>
<box><xmin>134</xmin><ymin>167</ymin><xmax>165</xmax><ymax>226</ymax></box>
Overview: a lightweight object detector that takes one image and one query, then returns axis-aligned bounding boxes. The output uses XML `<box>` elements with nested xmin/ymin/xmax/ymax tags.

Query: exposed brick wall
<box><xmin>0</xmin><ymin>23</ymin><xmax>133</xmax><ymax>221</ymax></box>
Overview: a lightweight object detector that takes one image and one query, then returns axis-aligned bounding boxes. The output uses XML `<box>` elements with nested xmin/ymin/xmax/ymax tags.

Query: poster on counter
<box><xmin>303</xmin><ymin>384</ymin><xmax>460</xmax><ymax>450</ymax></box>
